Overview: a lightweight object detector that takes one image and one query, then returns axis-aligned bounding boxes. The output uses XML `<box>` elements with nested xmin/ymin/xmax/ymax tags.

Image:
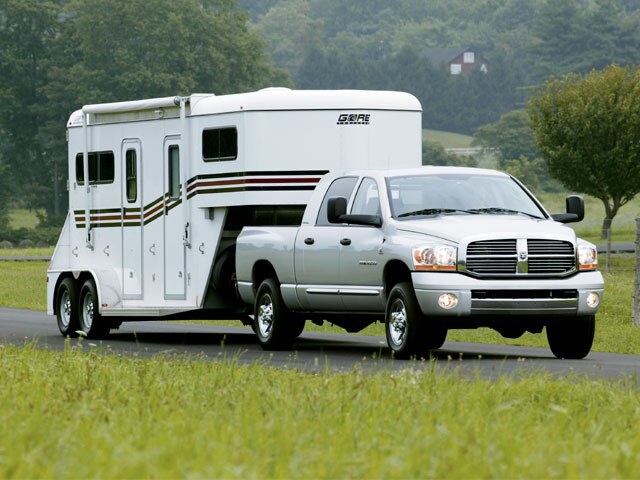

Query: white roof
<box><xmin>190</xmin><ymin>88</ymin><xmax>422</xmax><ymax>115</ymax></box>
<box><xmin>67</xmin><ymin>88</ymin><xmax>422</xmax><ymax>126</ymax></box>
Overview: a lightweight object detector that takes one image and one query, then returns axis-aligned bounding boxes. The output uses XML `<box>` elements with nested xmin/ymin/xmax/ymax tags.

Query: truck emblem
<box><xmin>519</xmin><ymin>251</ymin><xmax>527</xmax><ymax>261</ymax></box>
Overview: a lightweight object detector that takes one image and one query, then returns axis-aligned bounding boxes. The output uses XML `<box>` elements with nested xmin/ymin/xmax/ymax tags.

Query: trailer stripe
<box><xmin>73</xmin><ymin>170</ymin><xmax>327</xmax><ymax>229</ymax></box>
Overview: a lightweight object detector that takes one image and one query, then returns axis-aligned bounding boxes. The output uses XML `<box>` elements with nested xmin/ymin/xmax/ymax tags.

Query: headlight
<box><xmin>577</xmin><ymin>242</ymin><xmax>598</xmax><ymax>270</ymax></box>
<box><xmin>412</xmin><ymin>245</ymin><xmax>457</xmax><ymax>271</ymax></box>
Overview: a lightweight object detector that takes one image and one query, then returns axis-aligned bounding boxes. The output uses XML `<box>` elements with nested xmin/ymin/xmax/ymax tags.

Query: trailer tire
<box><xmin>254</xmin><ymin>278</ymin><xmax>299</xmax><ymax>350</ymax></box>
<box><xmin>546</xmin><ymin>315</ymin><xmax>595</xmax><ymax>359</ymax></box>
<box><xmin>385</xmin><ymin>282</ymin><xmax>430</xmax><ymax>359</ymax></box>
<box><xmin>56</xmin><ymin>277</ymin><xmax>80</xmax><ymax>337</ymax></box>
<box><xmin>78</xmin><ymin>279</ymin><xmax>111</xmax><ymax>339</ymax></box>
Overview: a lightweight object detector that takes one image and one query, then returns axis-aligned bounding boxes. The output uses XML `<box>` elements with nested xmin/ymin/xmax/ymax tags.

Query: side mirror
<box><xmin>327</xmin><ymin>197</ymin><xmax>347</xmax><ymax>224</ymax></box>
<box><xmin>551</xmin><ymin>195</ymin><xmax>584</xmax><ymax>224</ymax></box>
<box><xmin>327</xmin><ymin>196</ymin><xmax>383</xmax><ymax>227</ymax></box>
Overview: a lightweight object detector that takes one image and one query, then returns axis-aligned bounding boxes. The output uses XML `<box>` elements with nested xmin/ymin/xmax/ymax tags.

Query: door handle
<box><xmin>304</xmin><ymin>237</ymin><xmax>315</xmax><ymax>245</ymax></box>
<box><xmin>340</xmin><ymin>238</ymin><xmax>351</xmax><ymax>246</ymax></box>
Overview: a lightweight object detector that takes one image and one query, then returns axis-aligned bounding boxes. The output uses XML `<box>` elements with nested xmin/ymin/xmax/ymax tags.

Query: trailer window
<box><xmin>75</xmin><ymin>151</ymin><xmax>115</xmax><ymax>185</ymax></box>
<box><xmin>125</xmin><ymin>149</ymin><xmax>137</xmax><ymax>203</ymax></box>
<box><xmin>168</xmin><ymin>145</ymin><xmax>180</xmax><ymax>199</ymax></box>
<box><xmin>202</xmin><ymin>127</ymin><xmax>237</xmax><ymax>161</ymax></box>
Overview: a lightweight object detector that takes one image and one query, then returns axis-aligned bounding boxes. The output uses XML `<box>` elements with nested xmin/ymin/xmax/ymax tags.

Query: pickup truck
<box><xmin>236</xmin><ymin>166</ymin><xmax>604</xmax><ymax>359</ymax></box>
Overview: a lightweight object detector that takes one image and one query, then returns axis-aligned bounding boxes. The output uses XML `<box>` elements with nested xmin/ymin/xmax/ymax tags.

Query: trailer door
<box><xmin>121</xmin><ymin>139</ymin><xmax>143</xmax><ymax>298</ymax></box>
<box><xmin>163</xmin><ymin>136</ymin><xmax>186</xmax><ymax>299</ymax></box>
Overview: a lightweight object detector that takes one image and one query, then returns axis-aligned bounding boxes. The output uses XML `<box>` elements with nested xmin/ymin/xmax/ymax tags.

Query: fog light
<box><xmin>586</xmin><ymin>292</ymin><xmax>600</xmax><ymax>309</ymax></box>
<box><xmin>438</xmin><ymin>293</ymin><xmax>458</xmax><ymax>309</ymax></box>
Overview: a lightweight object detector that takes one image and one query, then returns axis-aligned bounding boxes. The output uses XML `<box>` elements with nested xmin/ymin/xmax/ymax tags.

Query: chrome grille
<box><xmin>465</xmin><ymin>238</ymin><xmax>576</xmax><ymax>277</ymax></box>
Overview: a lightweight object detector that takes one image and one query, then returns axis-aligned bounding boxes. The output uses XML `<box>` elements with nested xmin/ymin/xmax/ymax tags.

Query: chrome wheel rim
<box><xmin>388</xmin><ymin>298</ymin><xmax>407</xmax><ymax>347</ymax></box>
<box><xmin>59</xmin><ymin>289</ymin><xmax>71</xmax><ymax>329</ymax></box>
<box><xmin>257</xmin><ymin>293</ymin><xmax>274</xmax><ymax>338</ymax></box>
<box><xmin>81</xmin><ymin>292</ymin><xmax>94</xmax><ymax>331</ymax></box>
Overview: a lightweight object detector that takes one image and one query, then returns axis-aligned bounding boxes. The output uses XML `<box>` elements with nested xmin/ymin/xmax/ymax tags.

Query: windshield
<box><xmin>387</xmin><ymin>174</ymin><xmax>546</xmax><ymax>220</ymax></box>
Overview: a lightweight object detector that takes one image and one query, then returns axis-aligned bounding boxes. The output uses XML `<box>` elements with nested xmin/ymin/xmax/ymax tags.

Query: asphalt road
<box><xmin>2</xmin><ymin>307</ymin><xmax>640</xmax><ymax>384</ymax></box>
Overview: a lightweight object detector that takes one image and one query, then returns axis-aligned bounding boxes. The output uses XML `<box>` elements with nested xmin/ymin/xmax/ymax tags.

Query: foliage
<box><xmin>422</xmin><ymin>139</ymin><xmax>477</xmax><ymax>167</ymax></box>
<box><xmin>0</xmin><ymin>0</ymin><xmax>289</xmax><ymax>219</ymax></box>
<box><xmin>1</xmin><ymin>343</ymin><xmax>640</xmax><ymax>478</ymax></box>
<box><xmin>529</xmin><ymin>65</ymin><xmax>640</xmax><ymax>235</ymax></box>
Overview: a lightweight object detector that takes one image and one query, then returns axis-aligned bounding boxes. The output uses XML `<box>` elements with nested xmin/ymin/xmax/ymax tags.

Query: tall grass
<box><xmin>0</xmin><ymin>343</ymin><xmax>638</xmax><ymax>478</ymax></box>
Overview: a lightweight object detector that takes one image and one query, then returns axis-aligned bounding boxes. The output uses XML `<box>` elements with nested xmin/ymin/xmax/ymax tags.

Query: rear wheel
<box><xmin>78</xmin><ymin>279</ymin><xmax>111</xmax><ymax>339</ymax></box>
<box><xmin>254</xmin><ymin>278</ymin><xmax>301</xmax><ymax>350</ymax></box>
<box><xmin>56</xmin><ymin>278</ymin><xmax>80</xmax><ymax>337</ymax></box>
<box><xmin>546</xmin><ymin>315</ymin><xmax>595</xmax><ymax>359</ymax></box>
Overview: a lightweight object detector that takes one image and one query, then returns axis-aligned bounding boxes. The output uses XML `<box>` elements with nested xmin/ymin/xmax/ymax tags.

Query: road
<box><xmin>1</xmin><ymin>307</ymin><xmax>639</xmax><ymax>383</ymax></box>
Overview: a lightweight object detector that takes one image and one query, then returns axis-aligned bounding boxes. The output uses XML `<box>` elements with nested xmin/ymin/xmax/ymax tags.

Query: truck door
<box><xmin>121</xmin><ymin>139</ymin><xmax>143</xmax><ymax>299</ymax></box>
<box><xmin>338</xmin><ymin>177</ymin><xmax>386</xmax><ymax>312</ymax></box>
<box><xmin>163</xmin><ymin>136</ymin><xmax>186</xmax><ymax>299</ymax></box>
<box><xmin>294</xmin><ymin>176</ymin><xmax>358</xmax><ymax>310</ymax></box>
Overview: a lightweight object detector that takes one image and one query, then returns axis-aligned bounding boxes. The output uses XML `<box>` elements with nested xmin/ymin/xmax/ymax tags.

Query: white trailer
<box><xmin>47</xmin><ymin>88</ymin><xmax>422</xmax><ymax>337</ymax></box>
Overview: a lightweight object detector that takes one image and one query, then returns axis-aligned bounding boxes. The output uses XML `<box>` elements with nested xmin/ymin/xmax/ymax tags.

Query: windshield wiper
<box><xmin>468</xmin><ymin>207</ymin><xmax>543</xmax><ymax>219</ymax></box>
<box><xmin>398</xmin><ymin>208</ymin><xmax>479</xmax><ymax>218</ymax></box>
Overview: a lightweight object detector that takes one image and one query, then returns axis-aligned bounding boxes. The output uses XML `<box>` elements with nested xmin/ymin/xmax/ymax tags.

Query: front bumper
<box><xmin>412</xmin><ymin>270</ymin><xmax>604</xmax><ymax>317</ymax></box>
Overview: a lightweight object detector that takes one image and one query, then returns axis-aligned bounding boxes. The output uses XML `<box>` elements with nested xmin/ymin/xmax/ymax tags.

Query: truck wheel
<box><xmin>78</xmin><ymin>279</ymin><xmax>111</xmax><ymax>339</ymax></box>
<box><xmin>254</xmin><ymin>278</ymin><xmax>297</xmax><ymax>350</ymax></box>
<box><xmin>546</xmin><ymin>315</ymin><xmax>595</xmax><ymax>359</ymax></box>
<box><xmin>56</xmin><ymin>278</ymin><xmax>80</xmax><ymax>337</ymax></box>
<box><xmin>427</xmin><ymin>326</ymin><xmax>447</xmax><ymax>350</ymax></box>
<box><xmin>385</xmin><ymin>282</ymin><xmax>429</xmax><ymax>359</ymax></box>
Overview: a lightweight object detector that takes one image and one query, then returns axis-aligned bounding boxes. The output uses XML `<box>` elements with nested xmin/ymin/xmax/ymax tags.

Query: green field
<box><xmin>0</xmin><ymin>343</ymin><xmax>638</xmax><ymax>478</ymax></box>
<box><xmin>423</xmin><ymin>129</ymin><xmax>474</xmax><ymax>148</ymax></box>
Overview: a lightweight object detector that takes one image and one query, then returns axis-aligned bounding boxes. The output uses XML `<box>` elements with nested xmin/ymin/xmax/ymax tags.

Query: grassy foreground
<box><xmin>0</xmin><ymin>343</ymin><xmax>639</xmax><ymax>479</ymax></box>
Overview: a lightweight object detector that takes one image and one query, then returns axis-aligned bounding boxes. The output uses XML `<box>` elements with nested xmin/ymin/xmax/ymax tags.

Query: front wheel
<box><xmin>385</xmin><ymin>282</ymin><xmax>429</xmax><ymax>359</ymax></box>
<box><xmin>254</xmin><ymin>278</ymin><xmax>301</xmax><ymax>350</ymax></box>
<box><xmin>78</xmin><ymin>279</ymin><xmax>111</xmax><ymax>339</ymax></box>
<box><xmin>546</xmin><ymin>315</ymin><xmax>595</xmax><ymax>359</ymax></box>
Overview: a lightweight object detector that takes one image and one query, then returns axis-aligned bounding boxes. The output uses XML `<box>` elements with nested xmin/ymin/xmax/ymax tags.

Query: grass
<box><xmin>0</xmin><ymin>247</ymin><xmax>54</xmax><ymax>257</ymax></box>
<box><xmin>423</xmin><ymin>129</ymin><xmax>473</xmax><ymax>148</ymax></box>
<box><xmin>0</xmin><ymin>343</ymin><xmax>639</xmax><ymax>478</ymax></box>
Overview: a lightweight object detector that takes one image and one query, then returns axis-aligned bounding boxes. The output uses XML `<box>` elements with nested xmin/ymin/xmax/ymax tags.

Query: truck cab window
<box><xmin>351</xmin><ymin>177</ymin><xmax>380</xmax><ymax>216</ymax></box>
<box><xmin>316</xmin><ymin>176</ymin><xmax>357</xmax><ymax>226</ymax></box>
<box><xmin>75</xmin><ymin>151</ymin><xmax>114</xmax><ymax>185</ymax></box>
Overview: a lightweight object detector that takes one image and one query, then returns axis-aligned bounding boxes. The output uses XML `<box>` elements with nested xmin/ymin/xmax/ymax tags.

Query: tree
<box><xmin>529</xmin><ymin>65</ymin><xmax>640</xmax><ymax>236</ymax></box>
<box><xmin>422</xmin><ymin>139</ymin><xmax>477</xmax><ymax>168</ymax></box>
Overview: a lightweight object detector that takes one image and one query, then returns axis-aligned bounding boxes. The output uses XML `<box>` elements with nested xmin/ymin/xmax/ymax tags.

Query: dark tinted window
<box><xmin>125</xmin><ymin>149</ymin><xmax>137</xmax><ymax>203</ymax></box>
<box><xmin>316</xmin><ymin>177</ymin><xmax>358</xmax><ymax>226</ymax></box>
<box><xmin>75</xmin><ymin>151</ymin><xmax>115</xmax><ymax>185</ymax></box>
<box><xmin>202</xmin><ymin>127</ymin><xmax>237</xmax><ymax>161</ymax></box>
<box><xmin>168</xmin><ymin>145</ymin><xmax>180</xmax><ymax>199</ymax></box>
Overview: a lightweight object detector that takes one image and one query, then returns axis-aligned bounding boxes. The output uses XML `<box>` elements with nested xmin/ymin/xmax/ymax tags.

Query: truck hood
<box><xmin>394</xmin><ymin>215</ymin><xmax>577</xmax><ymax>244</ymax></box>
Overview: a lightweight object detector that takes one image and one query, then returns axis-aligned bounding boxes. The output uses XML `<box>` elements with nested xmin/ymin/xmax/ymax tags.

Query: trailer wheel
<box><xmin>56</xmin><ymin>278</ymin><xmax>80</xmax><ymax>337</ymax></box>
<box><xmin>78</xmin><ymin>279</ymin><xmax>111</xmax><ymax>339</ymax></box>
<box><xmin>546</xmin><ymin>315</ymin><xmax>595</xmax><ymax>359</ymax></box>
<box><xmin>385</xmin><ymin>282</ymin><xmax>431</xmax><ymax>359</ymax></box>
<box><xmin>254</xmin><ymin>278</ymin><xmax>299</xmax><ymax>350</ymax></box>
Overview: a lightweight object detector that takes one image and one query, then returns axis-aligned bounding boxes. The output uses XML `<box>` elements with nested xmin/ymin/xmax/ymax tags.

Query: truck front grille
<box><xmin>465</xmin><ymin>239</ymin><xmax>576</xmax><ymax>277</ymax></box>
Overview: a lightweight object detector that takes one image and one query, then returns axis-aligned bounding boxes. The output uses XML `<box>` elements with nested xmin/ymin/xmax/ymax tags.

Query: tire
<box><xmin>426</xmin><ymin>325</ymin><xmax>448</xmax><ymax>350</ymax></box>
<box><xmin>78</xmin><ymin>279</ymin><xmax>111</xmax><ymax>339</ymax></box>
<box><xmin>56</xmin><ymin>277</ymin><xmax>80</xmax><ymax>337</ymax></box>
<box><xmin>546</xmin><ymin>315</ymin><xmax>595</xmax><ymax>359</ymax></box>
<box><xmin>385</xmin><ymin>282</ymin><xmax>430</xmax><ymax>359</ymax></box>
<box><xmin>254</xmin><ymin>278</ymin><xmax>299</xmax><ymax>350</ymax></box>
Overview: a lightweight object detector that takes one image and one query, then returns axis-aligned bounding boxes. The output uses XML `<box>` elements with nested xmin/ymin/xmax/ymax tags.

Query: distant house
<box><xmin>420</xmin><ymin>48</ymin><xmax>488</xmax><ymax>75</ymax></box>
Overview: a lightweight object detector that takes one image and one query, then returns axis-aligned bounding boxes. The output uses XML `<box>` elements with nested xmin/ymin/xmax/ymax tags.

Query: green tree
<box><xmin>422</xmin><ymin>140</ymin><xmax>477</xmax><ymax>168</ymax></box>
<box><xmin>529</xmin><ymin>65</ymin><xmax>640</xmax><ymax>235</ymax></box>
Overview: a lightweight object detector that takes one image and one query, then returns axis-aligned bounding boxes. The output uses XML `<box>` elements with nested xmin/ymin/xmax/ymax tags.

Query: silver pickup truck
<box><xmin>236</xmin><ymin>167</ymin><xmax>604</xmax><ymax>359</ymax></box>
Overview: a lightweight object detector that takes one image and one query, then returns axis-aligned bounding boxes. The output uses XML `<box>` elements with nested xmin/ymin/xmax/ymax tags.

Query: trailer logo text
<box><xmin>337</xmin><ymin>113</ymin><xmax>370</xmax><ymax>125</ymax></box>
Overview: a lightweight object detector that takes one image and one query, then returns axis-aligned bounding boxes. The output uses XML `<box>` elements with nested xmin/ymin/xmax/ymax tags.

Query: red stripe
<box><xmin>188</xmin><ymin>176</ymin><xmax>321</xmax><ymax>192</ymax></box>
